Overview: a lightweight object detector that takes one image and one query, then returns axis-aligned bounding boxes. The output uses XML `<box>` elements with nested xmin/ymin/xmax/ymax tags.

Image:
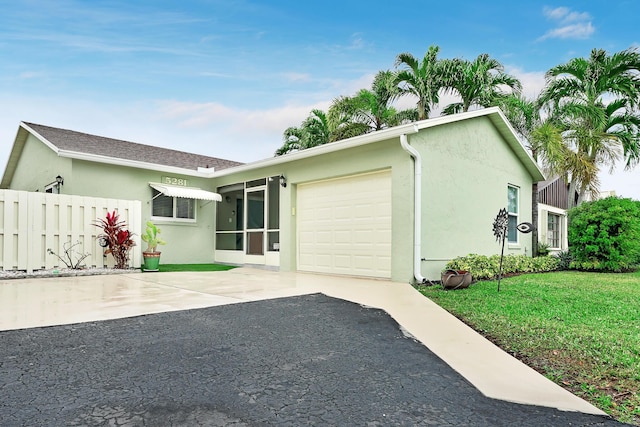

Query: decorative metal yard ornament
<box><xmin>492</xmin><ymin>208</ymin><xmax>534</xmax><ymax>292</ymax></box>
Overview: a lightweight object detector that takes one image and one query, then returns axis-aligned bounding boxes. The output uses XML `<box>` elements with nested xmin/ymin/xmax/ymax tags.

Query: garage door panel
<box><xmin>297</xmin><ymin>170</ymin><xmax>392</xmax><ymax>278</ymax></box>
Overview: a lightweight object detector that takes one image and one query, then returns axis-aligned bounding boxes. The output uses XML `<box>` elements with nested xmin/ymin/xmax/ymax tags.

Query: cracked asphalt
<box><xmin>0</xmin><ymin>293</ymin><xmax>630</xmax><ymax>426</ymax></box>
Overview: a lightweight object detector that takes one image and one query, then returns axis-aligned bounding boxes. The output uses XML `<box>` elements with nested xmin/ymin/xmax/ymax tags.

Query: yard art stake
<box><xmin>492</xmin><ymin>208</ymin><xmax>534</xmax><ymax>292</ymax></box>
<box><xmin>493</xmin><ymin>208</ymin><xmax>509</xmax><ymax>292</ymax></box>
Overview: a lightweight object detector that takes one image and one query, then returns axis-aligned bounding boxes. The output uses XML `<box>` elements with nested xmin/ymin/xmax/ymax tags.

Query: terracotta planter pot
<box><xmin>441</xmin><ymin>269</ymin><xmax>472</xmax><ymax>290</ymax></box>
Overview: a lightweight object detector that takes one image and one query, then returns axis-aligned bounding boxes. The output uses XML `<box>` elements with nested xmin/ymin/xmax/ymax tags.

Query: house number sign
<box><xmin>162</xmin><ymin>176</ymin><xmax>188</xmax><ymax>186</ymax></box>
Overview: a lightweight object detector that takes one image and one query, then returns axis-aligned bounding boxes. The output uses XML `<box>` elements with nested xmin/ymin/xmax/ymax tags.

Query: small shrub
<box><xmin>537</xmin><ymin>241</ymin><xmax>550</xmax><ymax>257</ymax></box>
<box><xmin>568</xmin><ymin>197</ymin><xmax>640</xmax><ymax>272</ymax></box>
<box><xmin>47</xmin><ymin>240</ymin><xmax>90</xmax><ymax>269</ymax></box>
<box><xmin>445</xmin><ymin>253</ymin><xmax>559</xmax><ymax>280</ymax></box>
<box><xmin>554</xmin><ymin>250</ymin><xmax>573</xmax><ymax>271</ymax></box>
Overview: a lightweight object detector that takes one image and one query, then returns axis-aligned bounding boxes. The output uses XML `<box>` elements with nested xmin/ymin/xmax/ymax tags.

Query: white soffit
<box><xmin>149</xmin><ymin>183</ymin><xmax>222</xmax><ymax>202</ymax></box>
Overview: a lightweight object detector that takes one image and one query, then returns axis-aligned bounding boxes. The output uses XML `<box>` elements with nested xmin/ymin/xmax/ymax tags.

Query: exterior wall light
<box><xmin>279</xmin><ymin>175</ymin><xmax>287</xmax><ymax>188</ymax></box>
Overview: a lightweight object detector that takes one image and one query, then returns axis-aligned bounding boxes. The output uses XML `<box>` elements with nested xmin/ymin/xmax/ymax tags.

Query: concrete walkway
<box><xmin>0</xmin><ymin>267</ymin><xmax>605</xmax><ymax>417</ymax></box>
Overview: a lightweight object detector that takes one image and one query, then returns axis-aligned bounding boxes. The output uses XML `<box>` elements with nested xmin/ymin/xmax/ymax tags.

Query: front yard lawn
<box><xmin>419</xmin><ymin>271</ymin><xmax>640</xmax><ymax>425</ymax></box>
<box><xmin>149</xmin><ymin>263</ymin><xmax>237</xmax><ymax>272</ymax></box>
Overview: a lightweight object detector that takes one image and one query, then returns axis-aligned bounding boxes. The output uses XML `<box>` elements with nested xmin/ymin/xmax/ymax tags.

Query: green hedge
<box><xmin>445</xmin><ymin>254</ymin><xmax>560</xmax><ymax>281</ymax></box>
<box><xmin>568</xmin><ymin>197</ymin><xmax>640</xmax><ymax>272</ymax></box>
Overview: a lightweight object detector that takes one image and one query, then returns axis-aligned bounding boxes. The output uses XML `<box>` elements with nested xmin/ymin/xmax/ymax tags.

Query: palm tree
<box><xmin>275</xmin><ymin>109</ymin><xmax>331</xmax><ymax>156</ymax></box>
<box><xmin>540</xmin><ymin>47</ymin><xmax>640</xmax><ymax>207</ymax></box>
<box><xmin>443</xmin><ymin>54</ymin><xmax>522</xmax><ymax>115</ymax></box>
<box><xmin>499</xmin><ymin>94</ymin><xmax>567</xmax><ymax>255</ymax></box>
<box><xmin>329</xmin><ymin>70</ymin><xmax>418</xmax><ymax>140</ymax></box>
<box><xmin>395</xmin><ymin>45</ymin><xmax>449</xmax><ymax>120</ymax></box>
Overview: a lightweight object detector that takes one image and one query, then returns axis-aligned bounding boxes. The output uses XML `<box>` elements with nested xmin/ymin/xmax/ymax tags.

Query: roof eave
<box><xmin>1</xmin><ymin>123</ymin><xmax>58</xmax><ymax>188</ymax></box>
<box><xmin>57</xmin><ymin>150</ymin><xmax>218</xmax><ymax>178</ymax></box>
<box><xmin>213</xmin><ymin>107</ymin><xmax>546</xmax><ymax>182</ymax></box>
<box><xmin>212</xmin><ymin>122</ymin><xmax>421</xmax><ymax>178</ymax></box>
<box><xmin>483</xmin><ymin>107</ymin><xmax>546</xmax><ymax>182</ymax></box>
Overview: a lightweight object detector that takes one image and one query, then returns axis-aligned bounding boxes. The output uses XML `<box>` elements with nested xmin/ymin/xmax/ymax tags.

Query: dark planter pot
<box><xmin>441</xmin><ymin>269</ymin><xmax>472</xmax><ymax>290</ymax></box>
<box><xmin>142</xmin><ymin>251</ymin><xmax>161</xmax><ymax>272</ymax></box>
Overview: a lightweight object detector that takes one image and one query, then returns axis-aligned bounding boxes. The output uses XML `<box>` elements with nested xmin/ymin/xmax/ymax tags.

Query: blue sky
<box><xmin>1</xmin><ymin>0</ymin><xmax>639</xmax><ymax>198</ymax></box>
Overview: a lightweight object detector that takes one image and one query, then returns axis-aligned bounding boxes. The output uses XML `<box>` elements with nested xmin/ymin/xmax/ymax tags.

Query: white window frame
<box><xmin>547</xmin><ymin>213</ymin><xmax>561</xmax><ymax>249</ymax></box>
<box><xmin>151</xmin><ymin>189</ymin><xmax>197</xmax><ymax>223</ymax></box>
<box><xmin>507</xmin><ymin>185</ymin><xmax>519</xmax><ymax>244</ymax></box>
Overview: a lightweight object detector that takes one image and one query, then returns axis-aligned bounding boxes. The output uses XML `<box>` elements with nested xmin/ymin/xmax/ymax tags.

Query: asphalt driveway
<box><xmin>1</xmin><ymin>293</ymin><xmax>628</xmax><ymax>426</ymax></box>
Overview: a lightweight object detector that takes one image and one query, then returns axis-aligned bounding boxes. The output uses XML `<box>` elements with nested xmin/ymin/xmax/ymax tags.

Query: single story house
<box><xmin>1</xmin><ymin>107</ymin><xmax>545</xmax><ymax>282</ymax></box>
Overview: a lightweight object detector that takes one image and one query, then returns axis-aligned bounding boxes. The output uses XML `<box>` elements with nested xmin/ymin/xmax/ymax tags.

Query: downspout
<box><xmin>400</xmin><ymin>126</ymin><xmax>426</xmax><ymax>284</ymax></box>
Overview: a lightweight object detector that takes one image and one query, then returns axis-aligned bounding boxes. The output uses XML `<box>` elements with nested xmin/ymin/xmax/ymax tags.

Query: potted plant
<box><xmin>141</xmin><ymin>221</ymin><xmax>166</xmax><ymax>271</ymax></box>
<box><xmin>441</xmin><ymin>269</ymin><xmax>472</xmax><ymax>290</ymax></box>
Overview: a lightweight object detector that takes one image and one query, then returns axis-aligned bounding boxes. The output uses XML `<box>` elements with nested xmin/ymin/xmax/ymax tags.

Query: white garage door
<box><xmin>297</xmin><ymin>170</ymin><xmax>392</xmax><ymax>278</ymax></box>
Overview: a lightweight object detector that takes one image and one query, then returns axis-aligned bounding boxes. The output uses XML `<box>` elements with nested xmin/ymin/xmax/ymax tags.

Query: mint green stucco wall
<box><xmin>212</xmin><ymin>139</ymin><xmax>415</xmax><ymax>282</ymax></box>
<box><xmin>9</xmin><ymin>134</ymin><xmax>72</xmax><ymax>192</ymax></box>
<box><xmin>7</xmin><ymin>135</ymin><xmax>218</xmax><ymax>264</ymax></box>
<box><xmin>69</xmin><ymin>160</ymin><xmax>218</xmax><ymax>264</ymax></box>
<box><xmin>414</xmin><ymin>116</ymin><xmax>535</xmax><ymax>279</ymax></box>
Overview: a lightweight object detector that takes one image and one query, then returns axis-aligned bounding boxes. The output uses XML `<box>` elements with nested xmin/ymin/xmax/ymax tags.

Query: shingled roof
<box><xmin>24</xmin><ymin>122</ymin><xmax>243</xmax><ymax>171</ymax></box>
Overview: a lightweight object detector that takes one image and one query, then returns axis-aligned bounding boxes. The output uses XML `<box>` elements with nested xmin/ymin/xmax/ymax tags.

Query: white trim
<box><xmin>20</xmin><ymin>122</ymin><xmax>220</xmax><ymax>178</ymax></box>
<box><xmin>211</xmin><ymin>107</ymin><xmax>545</xmax><ymax>182</ymax></box>
<box><xmin>539</xmin><ymin>203</ymin><xmax>568</xmax><ymax>252</ymax></box>
<box><xmin>58</xmin><ymin>150</ymin><xmax>218</xmax><ymax>178</ymax></box>
<box><xmin>16</xmin><ymin>108</ymin><xmax>545</xmax><ymax>184</ymax></box>
<box><xmin>20</xmin><ymin>122</ymin><xmax>60</xmax><ymax>154</ymax></box>
<box><xmin>507</xmin><ymin>184</ymin><xmax>520</xmax><ymax>245</ymax></box>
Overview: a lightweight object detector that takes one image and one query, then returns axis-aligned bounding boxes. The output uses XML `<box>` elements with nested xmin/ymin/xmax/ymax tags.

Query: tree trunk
<box><xmin>567</xmin><ymin>180</ymin><xmax>578</xmax><ymax>210</ymax></box>
<box><xmin>532</xmin><ymin>182</ymin><xmax>539</xmax><ymax>257</ymax></box>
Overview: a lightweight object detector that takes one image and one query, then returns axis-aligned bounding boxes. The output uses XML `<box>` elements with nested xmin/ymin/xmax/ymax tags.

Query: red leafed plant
<box><xmin>94</xmin><ymin>210</ymin><xmax>136</xmax><ymax>269</ymax></box>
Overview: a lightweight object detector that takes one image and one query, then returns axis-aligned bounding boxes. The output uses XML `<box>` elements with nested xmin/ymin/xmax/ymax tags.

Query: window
<box><xmin>151</xmin><ymin>188</ymin><xmax>195</xmax><ymax>221</ymax></box>
<box><xmin>215</xmin><ymin>177</ymin><xmax>280</xmax><ymax>252</ymax></box>
<box><xmin>547</xmin><ymin>213</ymin><xmax>561</xmax><ymax>248</ymax></box>
<box><xmin>44</xmin><ymin>183</ymin><xmax>60</xmax><ymax>194</ymax></box>
<box><xmin>507</xmin><ymin>185</ymin><xmax>519</xmax><ymax>243</ymax></box>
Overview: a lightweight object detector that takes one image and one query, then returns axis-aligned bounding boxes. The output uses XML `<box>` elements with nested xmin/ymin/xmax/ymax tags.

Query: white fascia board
<box><xmin>539</xmin><ymin>203</ymin><xmax>567</xmax><ymax>215</ymax></box>
<box><xmin>57</xmin><ymin>150</ymin><xmax>217</xmax><ymax>178</ymax></box>
<box><xmin>20</xmin><ymin>122</ymin><xmax>60</xmax><ymax>154</ymax></box>
<box><xmin>485</xmin><ymin>108</ymin><xmax>546</xmax><ymax>182</ymax></box>
<box><xmin>211</xmin><ymin>107</ymin><xmax>531</xmax><ymax>179</ymax></box>
<box><xmin>426</xmin><ymin>107</ymin><xmax>545</xmax><ymax>181</ymax></box>
<box><xmin>212</xmin><ymin>122</ymin><xmax>420</xmax><ymax>178</ymax></box>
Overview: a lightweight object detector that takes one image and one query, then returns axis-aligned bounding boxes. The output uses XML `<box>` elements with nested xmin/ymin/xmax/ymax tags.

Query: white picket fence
<box><xmin>0</xmin><ymin>190</ymin><xmax>142</xmax><ymax>272</ymax></box>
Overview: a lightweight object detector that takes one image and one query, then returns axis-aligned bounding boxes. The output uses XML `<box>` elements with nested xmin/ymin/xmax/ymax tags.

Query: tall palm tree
<box><xmin>499</xmin><ymin>94</ymin><xmax>566</xmax><ymax>255</ymax></box>
<box><xmin>275</xmin><ymin>109</ymin><xmax>331</xmax><ymax>156</ymax></box>
<box><xmin>329</xmin><ymin>70</ymin><xmax>418</xmax><ymax>140</ymax></box>
<box><xmin>395</xmin><ymin>45</ymin><xmax>449</xmax><ymax>120</ymax></box>
<box><xmin>443</xmin><ymin>54</ymin><xmax>522</xmax><ymax>115</ymax></box>
<box><xmin>540</xmin><ymin>47</ymin><xmax>640</xmax><ymax>207</ymax></box>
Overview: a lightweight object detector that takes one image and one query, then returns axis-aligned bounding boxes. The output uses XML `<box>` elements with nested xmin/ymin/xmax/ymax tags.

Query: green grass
<box><xmin>418</xmin><ymin>271</ymin><xmax>640</xmax><ymax>425</ymax></box>
<box><xmin>145</xmin><ymin>263</ymin><xmax>237</xmax><ymax>272</ymax></box>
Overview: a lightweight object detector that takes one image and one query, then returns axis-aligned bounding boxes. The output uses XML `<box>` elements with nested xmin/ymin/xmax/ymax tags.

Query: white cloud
<box><xmin>18</xmin><ymin>71</ymin><xmax>46</xmax><ymax>79</ymax></box>
<box><xmin>540</xmin><ymin>22</ymin><xmax>594</xmax><ymax>40</ymax></box>
<box><xmin>539</xmin><ymin>6</ymin><xmax>594</xmax><ymax>41</ymax></box>
<box><xmin>543</xmin><ymin>6</ymin><xmax>568</xmax><ymax>20</ymax></box>
<box><xmin>506</xmin><ymin>67</ymin><xmax>546</xmax><ymax>99</ymax></box>
<box><xmin>281</xmin><ymin>72</ymin><xmax>312</xmax><ymax>83</ymax></box>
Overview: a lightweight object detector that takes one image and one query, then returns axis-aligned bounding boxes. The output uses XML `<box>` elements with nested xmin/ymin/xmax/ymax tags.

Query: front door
<box><xmin>245</xmin><ymin>187</ymin><xmax>266</xmax><ymax>263</ymax></box>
